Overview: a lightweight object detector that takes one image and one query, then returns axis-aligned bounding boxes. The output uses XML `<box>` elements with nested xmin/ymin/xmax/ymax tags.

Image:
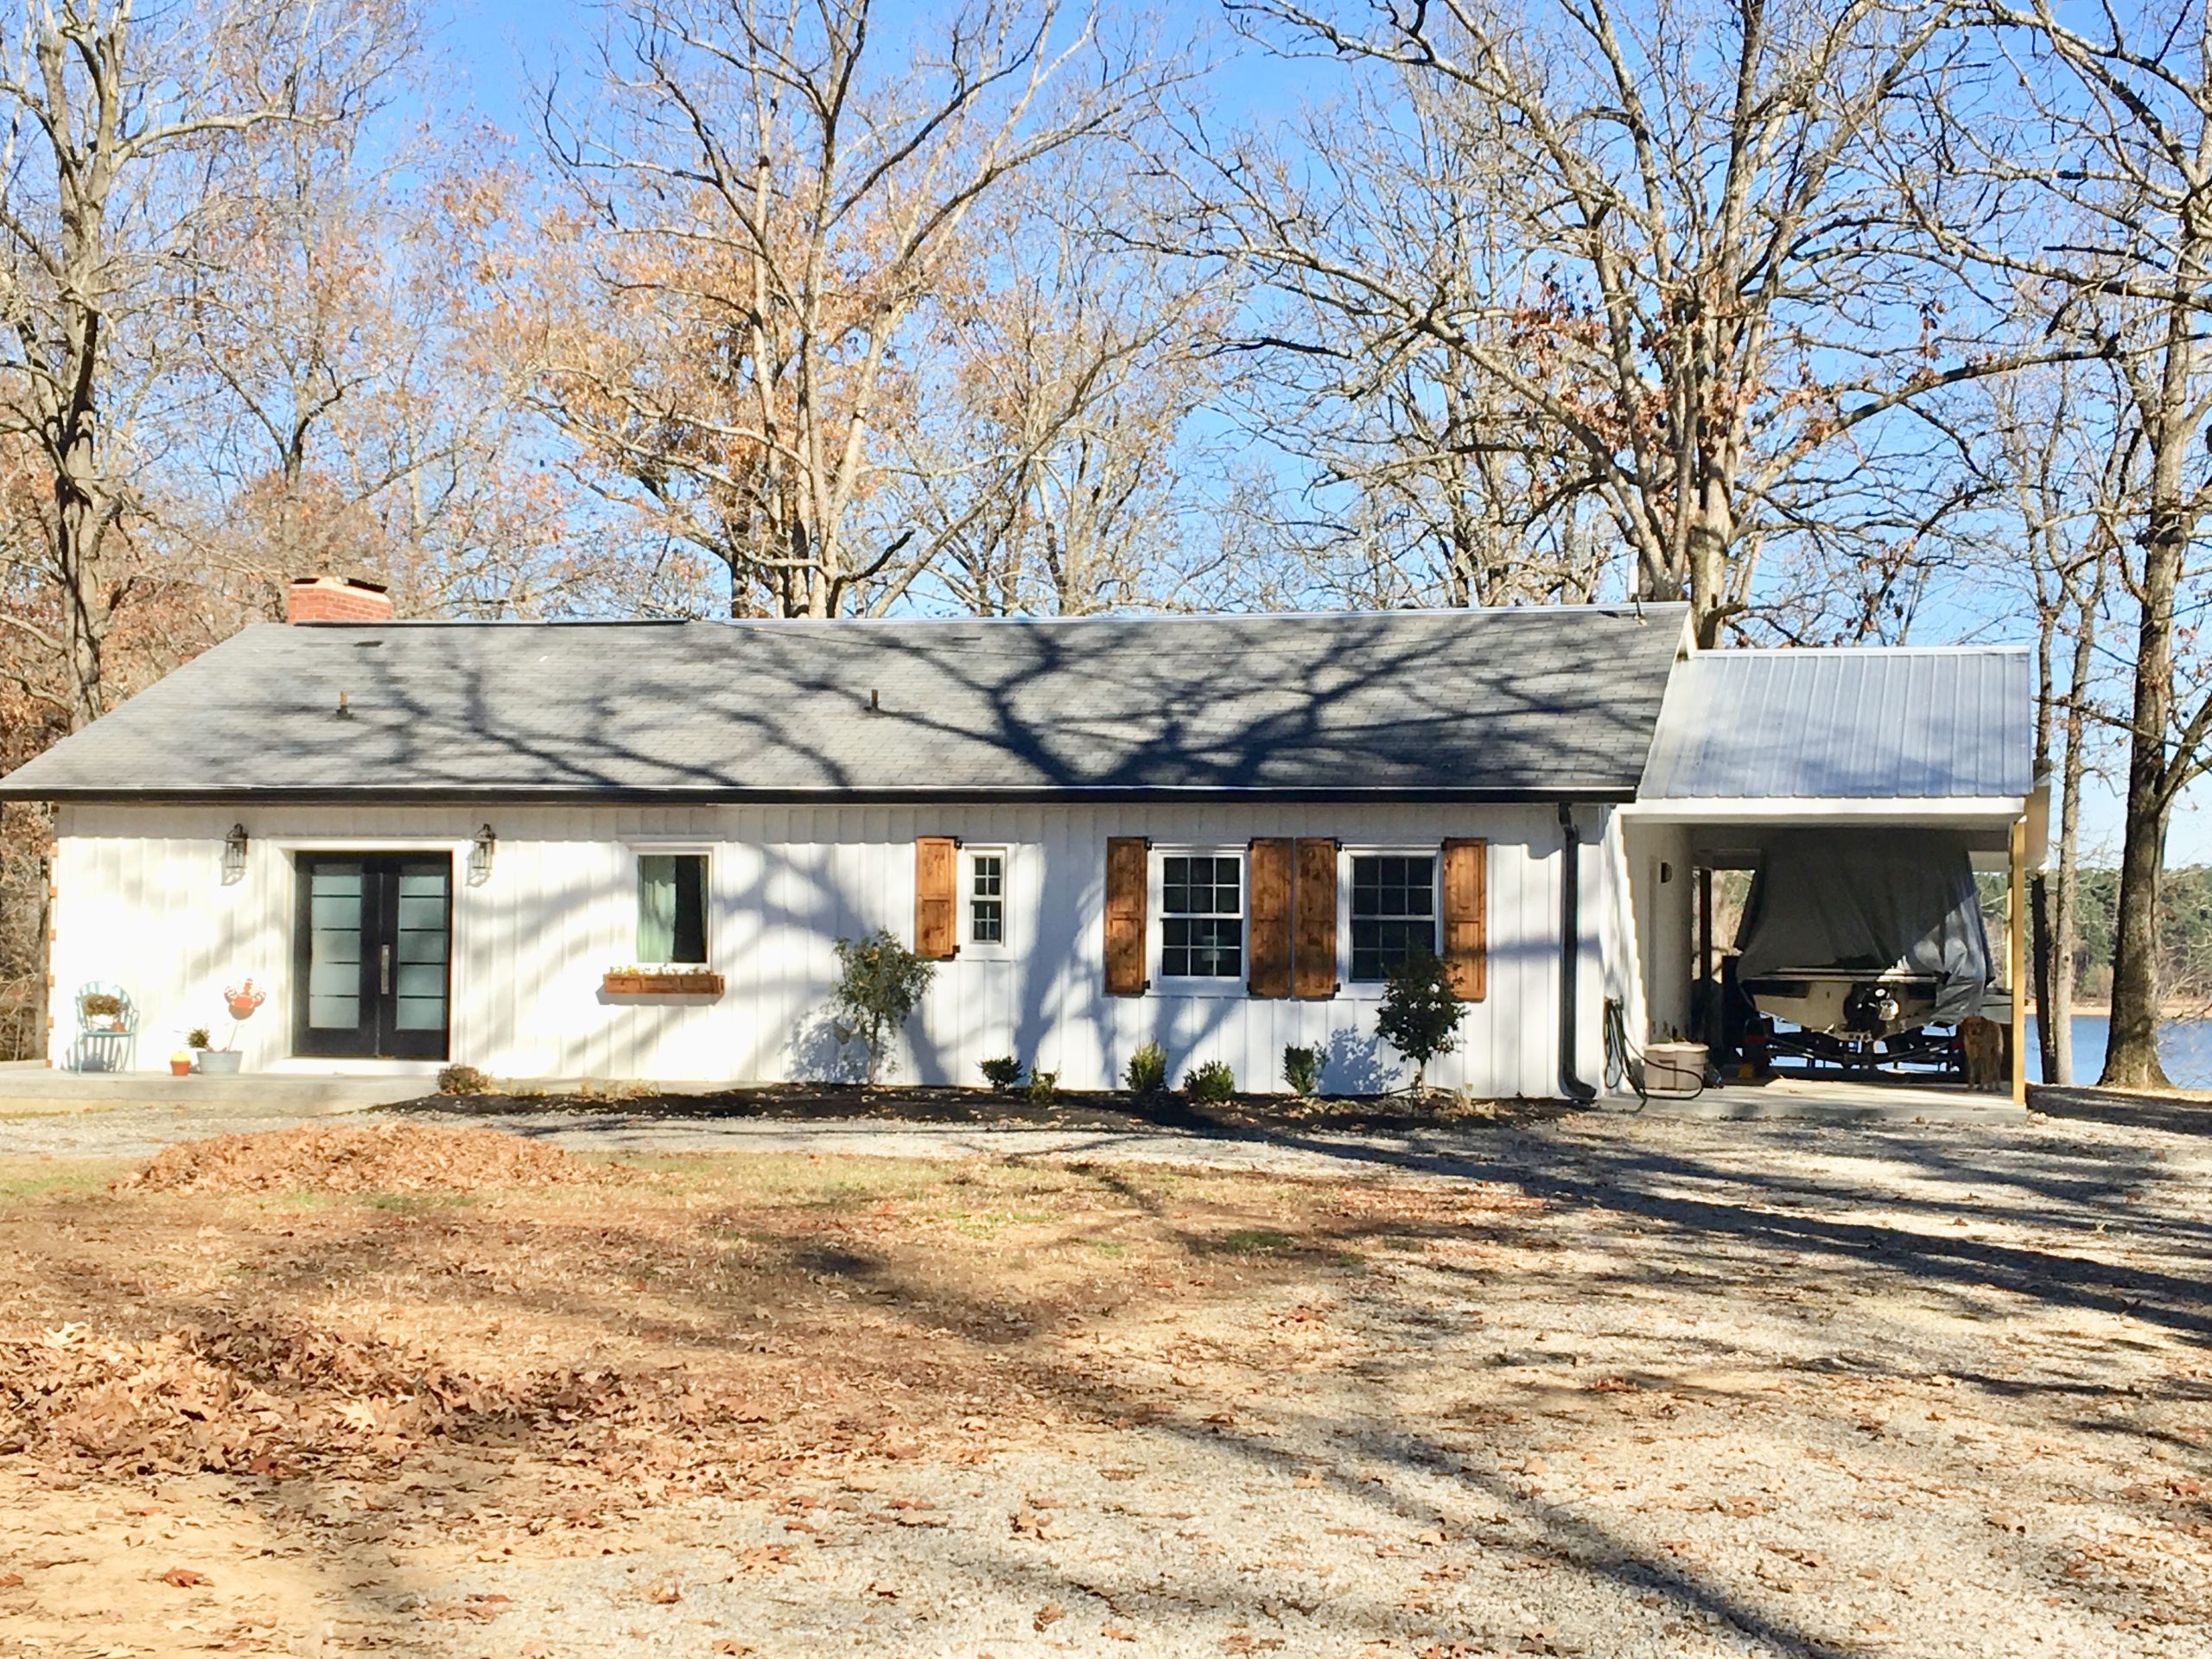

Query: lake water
<box><xmin>2028</xmin><ymin>1013</ymin><xmax>2212</xmax><ymax>1089</ymax></box>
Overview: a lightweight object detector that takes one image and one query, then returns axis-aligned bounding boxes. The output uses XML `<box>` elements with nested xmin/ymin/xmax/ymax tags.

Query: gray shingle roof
<box><xmin>1639</xmin><ymin>645</ymin><xmax>2031</xmax><ymax>801</ymax></box>
<box><xmin>0</xmin><ymin>606</ymin><xmax>1690</xmax><ymax>804</ymax></box>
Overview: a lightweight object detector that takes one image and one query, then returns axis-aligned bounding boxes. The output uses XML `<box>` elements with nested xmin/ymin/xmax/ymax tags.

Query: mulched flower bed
<box><xmin>386</xmin><ymin>1082</ymin><xmax>1577</xmax><ymax>1135</ymax></box>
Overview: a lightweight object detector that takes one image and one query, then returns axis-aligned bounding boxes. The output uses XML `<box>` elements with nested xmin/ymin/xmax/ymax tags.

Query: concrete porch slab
<box><xmin>0</xmin><ymin>1068</ymin><xmax>434</xmax><ymax>1115</ymax></box>
<box><xmin>1610</xmin><ymin>1072</ymin><xmax>2028</xmax><ymax>1125</ymax></box>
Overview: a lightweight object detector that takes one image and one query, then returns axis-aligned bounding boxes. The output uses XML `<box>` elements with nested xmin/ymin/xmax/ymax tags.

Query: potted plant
<box><xmin>168</xmin><ymin>1048</ymin><xmax>194</xmax><ymax>1077</ymax></box>
<box><xmin>81</xmin><ymin>991</ymin><xmax>124</xmax><ymax>1031</ymax></box>
<box><xmin>197</xmin><ymin>979</ymin><xmax>265</xmax><ymax>1074</ymax></box>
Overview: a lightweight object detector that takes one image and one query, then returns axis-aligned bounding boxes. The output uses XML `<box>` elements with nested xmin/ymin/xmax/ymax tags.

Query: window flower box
<box><xmin>602</xmin><ymin>969</ymin><xmax>725</xmax><ymax>996</ymax></box>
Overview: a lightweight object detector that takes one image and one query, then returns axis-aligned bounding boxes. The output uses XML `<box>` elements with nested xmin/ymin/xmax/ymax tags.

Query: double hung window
<box><xmin>1160</xmin><ymin>854</ymin><xmax>1243</xmax><ymax>979</ymax></box>
<box><xmin>1350</xmin><ymin>854</ymin><xmax>1436</xmax><ymax>982</ymax></box>
<box><xmin>969</xmin><ymin>848</ymin><xmax>1007</xmax><ymax>948</ymax></box>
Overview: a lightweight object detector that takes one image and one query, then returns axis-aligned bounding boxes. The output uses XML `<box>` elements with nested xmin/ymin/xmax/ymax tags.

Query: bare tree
<box><xmin>896</xmin><ymin>164</ymin><xmax>1234</xmax><ymax>617</ymax></box>
<box><xmin>1196</xmin><ymin>67</ymin><xmax>1613</xmax><ymax>611</ymax></box>
<box><xmin>1171</xmin><ymin>0</ymin><xmax>2044</xmax><ymax>645</ymax></box>
<box><xmin>1977</xmin><ymin>361</ymin><xmax>2120</xmax><ymax>1086</ymax></box>
<box><xmin>530</xmin><ymin>0</ymin><xmax>1188</xmax><ymax>619</ymax></box>
<box><xmin>177</xmin><ymin>122</ymin><xmax>631</xmax><ymax>622</ymax></box>
<box><xmin>0</xmin><ymin>0</ymin><xmax>416</xmax><ymax>728</ymax></box>
<box><xmin>1924</xmin><ymin>2</ymin><xmax>2212</xmax><ymax>1089</ymax></box>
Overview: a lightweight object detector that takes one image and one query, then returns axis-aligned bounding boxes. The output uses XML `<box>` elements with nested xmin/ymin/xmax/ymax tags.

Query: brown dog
<box><xmin>1957</xmin><ymin>1015</ymin><xmax>2007</xmax><ymax>1090</ymax></box>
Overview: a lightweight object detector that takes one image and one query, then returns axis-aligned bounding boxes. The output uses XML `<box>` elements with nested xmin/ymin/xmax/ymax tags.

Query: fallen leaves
<box><xmin>157</xmin><ymin>1567</ymin><xmax>210</xmax><ymax>1588</ymax></box>
<box><xmin>421</xmin><ymin>1593</ymin><xmax>510</xmax><ymax>1623</ymax></box>
<box><xmin>1033</xmin><ymin>1599</ymin><xmax>1065</xmax><ymax>1631</ymax></box>
<box><xmin>1011</xmin><ymin>1504</ymin><xmax>1062</xmax><ymax>1541</ymax></box>
<box><xmin>644</xmin><ymin>1576</ymin><xmax>682</xmax><ymax>1604</ymax></box>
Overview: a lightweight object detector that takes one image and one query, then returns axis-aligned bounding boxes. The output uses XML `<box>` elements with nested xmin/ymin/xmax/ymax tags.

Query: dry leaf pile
<box><xmin>0</xmin><ymin>1316</ymin><xmax>743</xmax><ymax>1481</ymax></box>
<box><xmin>115</xmin><ymin>1122</ymin><xmax>632</xmax><ymax>1195</ymax></box>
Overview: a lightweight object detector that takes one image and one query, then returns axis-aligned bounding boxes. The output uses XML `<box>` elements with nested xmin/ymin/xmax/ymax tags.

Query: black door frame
<box><xmin>291</xmin><ymin>853</ymin><xmax>453</xmax><ymax>1060</ymax></box>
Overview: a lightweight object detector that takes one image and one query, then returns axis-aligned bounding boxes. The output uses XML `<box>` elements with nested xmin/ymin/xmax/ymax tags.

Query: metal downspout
<box><xmin>1558</xmin><ymin>802</ymin><xmax>1595</xmax><ymax>1102</ymax></box>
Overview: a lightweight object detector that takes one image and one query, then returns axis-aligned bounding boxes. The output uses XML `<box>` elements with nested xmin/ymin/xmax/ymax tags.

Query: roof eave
<box><xmin>1622</xmin><ymin>794</ymin><xmax>2028</xmax><ymax>824</ymax></box>
<box><xmin>10</xmin><ymin>782</ymin><xmax>1645</xmax><ymax>807</ymax></box>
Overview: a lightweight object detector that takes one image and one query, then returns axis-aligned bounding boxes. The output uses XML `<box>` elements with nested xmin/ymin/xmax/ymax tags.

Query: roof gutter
<box><xmin>0</xmin><ymin>783</ymin><xmax>1646</xmax><ymax>807</ymax></box>
<box><xmin>1557</xmin><ymin>802</ymin><xmax>1595</xmax><ymax>1103</ymax></box>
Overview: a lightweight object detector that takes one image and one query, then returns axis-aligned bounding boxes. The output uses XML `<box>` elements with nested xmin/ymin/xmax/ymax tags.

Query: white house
<box><xmin>1</xmin><ymin>577</ymin><xmax>2035</xmax><ymax>1098</ymax></box>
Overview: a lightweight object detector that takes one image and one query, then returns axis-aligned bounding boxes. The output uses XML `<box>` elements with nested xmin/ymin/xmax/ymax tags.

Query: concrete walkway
<box><xmin>1624</xmin><ymin>1071</ymin><xmax>2029</xmax><ymax>1124</ymax></box>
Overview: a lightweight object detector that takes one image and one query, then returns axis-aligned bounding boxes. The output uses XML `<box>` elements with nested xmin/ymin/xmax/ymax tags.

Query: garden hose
<box><xmin>1604</xmin><ymin>996</ymin><xmax>1707</xmax><ymax>1107</ymax></box>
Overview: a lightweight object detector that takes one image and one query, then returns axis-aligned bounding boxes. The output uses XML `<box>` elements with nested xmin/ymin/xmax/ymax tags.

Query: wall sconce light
<box><xmin>221</xmin><ymin>823</ymin><xmax>248</xmax><ymax>886</ymax></box>
<box><xmin>468</xmin><ymin>823</ymin><xmax>496</xmax><ymax>887</ymax></box>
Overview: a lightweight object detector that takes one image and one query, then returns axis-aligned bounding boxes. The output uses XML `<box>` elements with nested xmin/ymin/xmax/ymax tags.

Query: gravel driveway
<box><xmin>5</xmin><ymin>1098</ymin><xmax>2209</xmax><ymax>1657</ymax></box>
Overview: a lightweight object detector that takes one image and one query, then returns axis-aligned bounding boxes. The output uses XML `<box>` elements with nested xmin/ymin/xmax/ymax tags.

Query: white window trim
<box><xmin>1151</xmin><ymin>844</ymin><xmax>1248</xmax><ymax>995</ymax></box>
<box><xmin>1339</xmin><ymin>845</ymin><xmax>1442</xmax><ymax>990</ymax></box>
<box><xmin>963</xmin><ymin>844</ymin><xmax>1013</xmax><ymax>958</ymax></box>
<box><xmin>626</xmin><ymin>845</ymin><xmax>714</xmax><ymax>970</ymax></box>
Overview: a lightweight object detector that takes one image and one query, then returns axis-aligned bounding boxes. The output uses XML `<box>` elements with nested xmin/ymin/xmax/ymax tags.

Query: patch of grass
<box><xmin>365</xmin><ymin>1192</ymin><xmax>480</xmax><ymax>1214</ymax></box>
<box><xmin>1091</xmin><ymin>1239</ymin><xmax>1128</xmax><ymax>1258</ymax></box>
<box><xmin>0</xmin><ymin>1158</ymin><xmax>121</xmax><ymax>1204</ymax></box>
<box><xmin>938</xmin><ymin>1206</ymin><xmax>1061</xmax><ymax>1239</ymax></box>
<box><xmin>1215</xmin><ymin>1227</ymin><xmax>1295</xmax><ymax>1254</ymax></box>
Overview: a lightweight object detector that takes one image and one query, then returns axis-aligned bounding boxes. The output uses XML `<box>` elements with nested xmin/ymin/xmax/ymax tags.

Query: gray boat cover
<box><xmin>1732</xmin><ymin>829</ymin><xmax>1991</xmax><ymax>1023</ymax></box>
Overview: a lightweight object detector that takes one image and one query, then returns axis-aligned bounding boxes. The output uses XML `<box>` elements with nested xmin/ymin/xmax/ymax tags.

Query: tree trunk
<box><xmin>2049</xmin><ymin>573</ymin><xmax>2098</xmax><ymax>1089</ymax></box>
<box><xmin>2102</xmin><ymin>505</ymin><xmax>2183</xmax><ymax>1090</ymax></box>
<box><xmin>57</xmin><ymin>445</ymin><xmax>108</xmax><ymax>733</ymax></box>
<box><xmin>2030</xmin><ymin>873</ymin><xmax>2056</xmax><ymax>1084</ymax></box>
<box><xmin>1686</xmin><ymin>477</ymin><xmax>1732</xmax><ymax>649</ymax></box>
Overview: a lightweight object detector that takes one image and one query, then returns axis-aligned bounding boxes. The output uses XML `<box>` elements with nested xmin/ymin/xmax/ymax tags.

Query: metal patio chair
<box><xmin>72</xmin><ymin>981</ymin><xmax>137</xmax><ymax>1073</ymax></box>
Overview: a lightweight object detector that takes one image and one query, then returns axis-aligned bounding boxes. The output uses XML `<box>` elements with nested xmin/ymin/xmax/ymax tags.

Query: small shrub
<box><xmin>1376</xmin><ymin>950</ymin><xmax>1465</xmax><ymax>1092</ymax></box>
<box><xmin>184</xmin><ymin>1027</ymin><xmax>212</xmax><ymax>1050</ymax></box>
<box><xmin>438</xmin><ymin>1064</ymin><xmax>493</xmax><ymax>1096</ymax></box>
<box><xmin>1282</xmin><ymin>1044</ymin><xmax>1322</xmax><ymax>1096</ymax></box>
<box><xmin>980</xmin><ymin>1055</ymin><xmax>1025</xmax><ymax>1092</ymax></box>
<box><xmin>81</xmin><ymin>992</ymin><xmax>123</xmax><ymax>1018</ymax></box>
<box><xmin>1026</xmin><ymin>1067</ymin><xmax>1059</xmax><ymax>1106</ymax></box>
<box><xmin>1183</xmin><ymin>1058</ymin><xmax>1236</xmax><ymax>1104</ymax></box>
<box><xmin>1125</xmin><ymin>1039</ymin><xmax>1169</xmax><ymax>1096</ymax></box>
<box><xmin>831</xmin><ymin>930</ymin><xmax>938</xmax><ymax>1085</ymax></box>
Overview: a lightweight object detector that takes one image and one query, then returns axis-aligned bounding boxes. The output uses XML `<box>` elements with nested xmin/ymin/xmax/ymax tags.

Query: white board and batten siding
<box><xmin>51</xmin><ymin>800</ymin><xmax>1620</xmax><ymax>1096</ymax></box>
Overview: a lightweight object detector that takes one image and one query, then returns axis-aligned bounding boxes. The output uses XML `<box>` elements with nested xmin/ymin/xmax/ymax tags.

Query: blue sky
<box><xmin>423</xmin><ymin>0</ymin><xmax>2194</xmax><ymax>866</ymax></box>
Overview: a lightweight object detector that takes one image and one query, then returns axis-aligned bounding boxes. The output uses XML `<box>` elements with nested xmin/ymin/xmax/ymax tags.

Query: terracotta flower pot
<box><xmin>169</xmin><ymin>1058</ymin><xmax>192</xmax><ymax>1077</ymax></box>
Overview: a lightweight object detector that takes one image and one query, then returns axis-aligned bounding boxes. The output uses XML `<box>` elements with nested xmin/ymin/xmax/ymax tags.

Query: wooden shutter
<box><xmin>1247</xmin><ymin>837</ymin><xmax>1294</xmax><ymax>998</ymax></box>
<box><xmin>1104</xmin><ymin>836</ymin><xmax>1148</xmax><ymax>995</ymax></box>
<box><xmin>915</xmin><ymin>836</ymin><xmax>957</xmax><ymax>959</ymax></box>
<box><xmin>1442</xmin><ymin>837</ymin><xmax>1488</xmax><ymax>1000</ymax></box>
<box><xmin>1293</xmin><ymin>837</ymin><xmax>1338</xmax><ymax>999</ymax></box>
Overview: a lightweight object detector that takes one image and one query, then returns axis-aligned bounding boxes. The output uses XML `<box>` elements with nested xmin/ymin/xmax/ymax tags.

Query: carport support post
<box><xmin>2012</xmin><ymin>817</ymin><xmax>2028</xmax><ymax>1106</ymax></box>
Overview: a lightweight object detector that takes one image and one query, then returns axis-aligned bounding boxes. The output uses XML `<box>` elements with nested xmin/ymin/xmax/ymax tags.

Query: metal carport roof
<box><xmin>1637</xmin><ymin>645</ymin><xmax>2032</xmax><ymax>813</ymax></box>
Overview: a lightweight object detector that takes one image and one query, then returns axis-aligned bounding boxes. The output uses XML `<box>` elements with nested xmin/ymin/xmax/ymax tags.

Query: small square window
<box><xmin>1161</xmin><ymin>853</ymin><xmax>1243</xmax><ymax>979</ymax></box>
<box><xmin>638</xmin><ymin>854</ymin><xmax>708</xmax><ymax>964</ymax></box>
<box><xmin>1351</xmin><ymin>854</ymin><xmax>1435</xmax><ymax>982</ymax></box>
<box><xmin>969</xmin><ymin>849</ymin><xmax>1005</xmax><ymax>946</ymax></box>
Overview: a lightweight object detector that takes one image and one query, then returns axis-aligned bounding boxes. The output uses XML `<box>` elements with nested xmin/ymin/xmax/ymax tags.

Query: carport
<box><xmin>1620</xmin><ymin>645</ymin><xmax>2038</xmax><ymax>1109</ymax></box>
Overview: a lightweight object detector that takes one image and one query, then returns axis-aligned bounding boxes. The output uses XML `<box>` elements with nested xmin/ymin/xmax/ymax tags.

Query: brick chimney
<box><xmin>286</xmin><ymin>574</ymin><xmax>393</xmax><ymax>625</ymax></box>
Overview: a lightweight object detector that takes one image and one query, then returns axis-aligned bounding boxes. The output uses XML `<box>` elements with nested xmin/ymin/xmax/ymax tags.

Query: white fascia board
<box><xmin>1620</xmin><ymin>796</ymin><xmax>2025</xmax><ymax>827</ymax></box>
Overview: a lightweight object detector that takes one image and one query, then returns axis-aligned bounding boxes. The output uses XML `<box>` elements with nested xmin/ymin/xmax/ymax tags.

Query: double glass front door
<box><xmin>293</xmin><ymin>855</ymin><xmax>452</xmax><ymax>1058</ymax></box>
